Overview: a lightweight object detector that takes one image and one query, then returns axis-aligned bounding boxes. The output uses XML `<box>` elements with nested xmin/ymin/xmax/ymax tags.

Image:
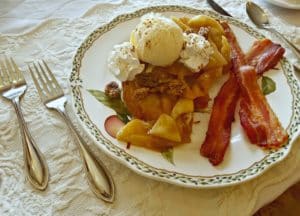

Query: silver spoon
<box><xmin>246</xmin><ymin>1</ymin><xmax>300</xmax><ymax>70</ymax></box>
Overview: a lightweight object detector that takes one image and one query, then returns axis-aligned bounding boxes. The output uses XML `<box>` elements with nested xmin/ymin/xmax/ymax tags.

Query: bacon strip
<box><xmin>246</xmin><ymin>39</ymin><xmax>285</xmax><ymax>75</ymax></box>
<box><xmin>200</xmin><ymin>22</ymin><xmax>287</xmax><ymax>165</ymax></box>
<box><xmin>222</xmin><ymin>22</ymin><xmax>246</xmax><ymax>69</ymax></box>
<box><xmin>200</xmin><ymin>74</ymin><xmax>239</xmax><ymax>165</ymax></box>
<box><xmin>237</xmin><ymin>66</ymin><xmax>288</xmax><ymax>147</ymax></box>
<box><xmin>200</xmin><ymin>22</ymin><xmax>243</xmax><ymax>165</ymax></box>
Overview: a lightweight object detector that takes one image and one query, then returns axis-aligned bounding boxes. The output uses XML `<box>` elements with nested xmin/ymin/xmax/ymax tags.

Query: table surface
<box><xmin>0</xmin><ymin>0</ymin><xmax>300</xmax><ymax>215</ymax></box>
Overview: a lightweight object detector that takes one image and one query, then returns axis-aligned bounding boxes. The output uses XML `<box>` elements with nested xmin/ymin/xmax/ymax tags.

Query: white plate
<box><xmin>265</xmin><ymin>0</ymin><xmax>300</xmax><ymax>9</ymax></box>
<box><xmin>70</xmin><ymin>5</ymin><xmax>300</xmax><ymax>188</ymax></box>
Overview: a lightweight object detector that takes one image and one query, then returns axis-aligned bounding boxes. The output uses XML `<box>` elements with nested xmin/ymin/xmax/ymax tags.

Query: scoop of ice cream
<box><xmin>108</xmin><ymin>42</ymin><xmax>145</xmax><ymax>81</ymax></box>
<box><xmin>179</xmin><ymin>33</ymin><xmax>214</xmax><ymax>72</ymax></box>
<box><xmin>131</xmin><ymin>13</ymin><xmax>184</xmax><ymax>67</ymax></box>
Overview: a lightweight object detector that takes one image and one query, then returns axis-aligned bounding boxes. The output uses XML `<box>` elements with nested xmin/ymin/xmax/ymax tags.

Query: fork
<box><xmin>28</xmin><ymin>60</ymin><xmax>115</xmax><ymax>203</ymax></box>
<box><xmin>0</xmin><ymin>57</ymin><xmax>49</xmax><ymax>190</ymax></box>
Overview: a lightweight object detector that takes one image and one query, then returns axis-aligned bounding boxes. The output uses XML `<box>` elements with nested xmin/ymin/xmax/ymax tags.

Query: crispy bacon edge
<box><xmin>237</xmin><ymin>66</ymin><xmax>288</xmax><ymax>148</ymax></box>
<box><xmin>246</xmin><ymin>39</ymin><xmax>285</xmax><ymax>75</ymax></box>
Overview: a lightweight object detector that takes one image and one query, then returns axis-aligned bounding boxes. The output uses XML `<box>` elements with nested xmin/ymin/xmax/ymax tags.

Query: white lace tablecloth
<box><xmin>0</xmin><ymin>0</ymin><xmax>299</xmax><ymax>215</ymax></box>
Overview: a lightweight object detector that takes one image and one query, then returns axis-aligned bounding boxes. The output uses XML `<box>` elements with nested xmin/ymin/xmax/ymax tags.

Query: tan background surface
<box><xmin>0</xmin><ymin>0</ymin><xmax>299</xmax><ymax>215</ymax></box>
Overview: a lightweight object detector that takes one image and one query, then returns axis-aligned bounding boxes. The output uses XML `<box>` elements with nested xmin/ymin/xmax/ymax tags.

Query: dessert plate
<box><xmin>70</xmin><ymin>5</ymin><xmax>300</xmax><ymax>188</ymax></box>
<box><xmin>264</xmin><ymin>0</ymin><xmax>300</xmax><ymax>9</ymax></box>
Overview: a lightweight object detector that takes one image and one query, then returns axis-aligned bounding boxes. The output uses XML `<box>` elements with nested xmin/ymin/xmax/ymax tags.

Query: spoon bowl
<box><xmin>246</xmin><ymin>1</ymin><xmax>300</xmax><ymax>70</ymax></box>
<box><xmin>246</xmin><ymin>1</ymin><xmax>269</xmax><ymax>27</ymax></box>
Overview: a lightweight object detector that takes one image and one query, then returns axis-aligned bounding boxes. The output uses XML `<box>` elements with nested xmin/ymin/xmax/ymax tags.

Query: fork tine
<box><xmin>10</xmin><ymin>57</ymin><xmax>23</xmax><ymax>81</ymax></box>
<box><xmin>32</xmin><ymin>63</ymin><xmax>51</xmax><ymax>95</ymax></box>
<box><xmin>28</xmin><ymin>65</ymin><xmax>47</xmax><ymax>102</ymax></box>
<box><xmin>0</xmin><ymin>60</ymin><xmax>4</xmax><ymax>86</ymax></box>
<box><xmin>0</xmin><ymin>58</ymin><xmax>11</xmax><ymax>84</ymax></box>
<box><xmin>4</xmin><ymin>56</ymin><xmax>17</xmax><ymax>82</ymax></box>
<box><xmin>42</xmin><ymin>60</ymin><xmax>63</xmax><ymax>94</ymax></box>
<box><xmin>37</xmin><ymin>62</ymin><xmax>56</xmax><ymax>94</ymax></box>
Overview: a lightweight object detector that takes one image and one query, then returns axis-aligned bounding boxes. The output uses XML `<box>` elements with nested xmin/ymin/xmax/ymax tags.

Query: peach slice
<box><xmin>171</xmin><ymin>98</ymin><xmax>194</xmax><ymax>119</ymax></box>
<box><xmin>149</xmin><ymin>114</ymin><xmax>181</xmax><ymax>142</ymax></box>
<box><xmin>116</xmin><ymin>119</ymin><xmax>151</xmax><ymax>142</ymax></box>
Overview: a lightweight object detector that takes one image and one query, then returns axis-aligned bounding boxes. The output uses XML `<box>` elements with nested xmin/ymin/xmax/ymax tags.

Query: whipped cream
<box><xmin>180</xmin><ymin>33</ymin><xmax>214</xmax><ymax>72</ymax></box>
<box><xmin>108</xmin><ymin>42</ymin><xmax>145</xmax><ymax>81</ymax></box>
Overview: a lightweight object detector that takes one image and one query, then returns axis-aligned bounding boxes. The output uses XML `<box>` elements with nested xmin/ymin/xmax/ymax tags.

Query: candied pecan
<box><xmin>149</xmin><ymin>86</ymin><xmax>161</xmax><ymax>93</ymax></box>
<box><xmin>105</xmin><ymin>81</ymin><xmax>121</xmax><ymax>98</ymax></box>
<box><xmin>135</xmin><ymin>70</ymin><xmax>175</xmax><ymax>87</ymax></box>
<box><xmin>135</xmin><ymin>73</ymin><xmax>158</xmax><ymax>87</ymax></box>
<box><xmin>133</xmin><ymin>87</ymin><xmax>150</xmax><ymax>100</ymax></box>
<box><xmin>152</xmin><ymin>70</ymin><xmax>174</xmax><ymax>84</ymax></box>
<box><xmin>165</xmin><ymin>80</ymin><xmax>185</xmax><ymax>96</ymax></box>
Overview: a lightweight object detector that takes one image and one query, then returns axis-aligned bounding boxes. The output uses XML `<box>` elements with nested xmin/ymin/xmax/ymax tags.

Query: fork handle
<box><xmin>57</xmin><ymin>108</ymin><xmax>115</xmax><ymax>203</ymax></box>
<box><xmin>12</xmin><ymin>97</ymin><xmax>49</xmax><ymax>190</ymax></box>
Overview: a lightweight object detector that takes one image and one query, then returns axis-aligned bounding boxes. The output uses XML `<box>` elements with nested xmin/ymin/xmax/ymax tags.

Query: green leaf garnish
<box><xmin>116</xmin><ymin>113</ymin><xmax>130</xmax><ymax>124</ymax></box>
<box><xmin>161</xmin><ymin>148</ymin><xmax>175</xmax><ymax>165</ymax></box>
<box><xmin>88</xmin><ymin>89</ymin><xmax>130</xmax><ymax>123</ymax></box>
<box><xmin>261</xmin><ymin>76</ymin><xmax>276</xmax><ymax>95</ymax></box>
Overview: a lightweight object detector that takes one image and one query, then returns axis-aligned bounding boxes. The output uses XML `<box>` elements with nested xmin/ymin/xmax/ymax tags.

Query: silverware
<box><xmin>206</xmin><ymin>0</ymin><xmax>232</xmax><ymax>17</ymax></box>
<box><xmin>246</xmin><ymin>1</ymin><xmax>300</xmax><ymax>70</ymax></box>
<box><xmin>28</xmin><ymin>61</ymin><xmax>115</xmax><ymax>203</ymax></box>
<box><xmin>0</xmin><ymin>57</ymin><xmax>49</xmax><ymax>190</ymax></box>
